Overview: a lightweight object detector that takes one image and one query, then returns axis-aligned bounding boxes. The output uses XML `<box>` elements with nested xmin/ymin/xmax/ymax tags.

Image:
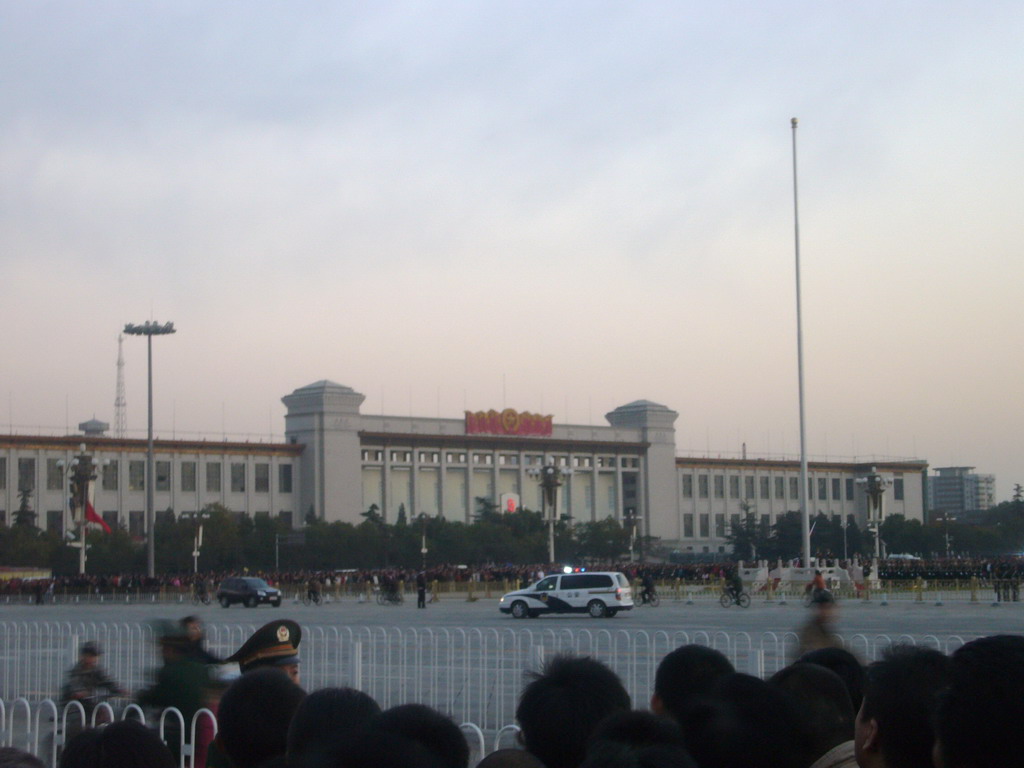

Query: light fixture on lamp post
<box><xmin>57</xmin><ymin>444</ymin><xmax>100</xmax><ymax>575</ymax></box>
<box><xmin>124</xmin><ymin>320</ymin><xmax>176</xmax><ymax>577</ymax></box>
<box><xmin>418</xmin><ymin>512</ymin><xmax>429</xmax><ymax>571</ymax></box>
<box><xmin>526</xmin><ymin>458</ymin><xmax>573</xmax><ymax>564</ymax></box>
<box><xmin>857</xmin><ymin>467</ymin><xmax>892</xmax><ymax>561</ymax></box>
<box><xmin>182</xmin><ymin>510</ymin><xmax>211</xmax><ymax>573</ymax></box>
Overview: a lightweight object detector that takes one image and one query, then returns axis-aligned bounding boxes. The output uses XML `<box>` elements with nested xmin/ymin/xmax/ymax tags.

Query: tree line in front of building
<box><xmin>2</xmin><ymin>490</ymin><xmax>1023</xmax><ymax>575</ymax></box>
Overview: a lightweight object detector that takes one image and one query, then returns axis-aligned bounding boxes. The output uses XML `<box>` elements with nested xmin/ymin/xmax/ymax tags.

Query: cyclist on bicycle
<box><xmin>806</xmin><ymin>570</ymin><xmax>830</xmax><ymax>602</ymax></box>
<box><xmin>640</xmin><ymin>572</ymin><xmax>656</xmax><ymax>604</ymax></box>
<box><xmin>726</xmin><ymin>567</ymin><xmax>744</xmax><ymax>602</ymax></box>
<box><xmin>306</xmin><ymin>576</ymin><xmax>322</xmax><ymax>604</ymax></box>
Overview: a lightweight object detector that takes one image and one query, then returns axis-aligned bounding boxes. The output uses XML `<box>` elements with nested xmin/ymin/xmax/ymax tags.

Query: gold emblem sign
<box><xmin>276</xmin><ymin>625</ymin><xmax>290</xmax><ymax>643</ymax></box>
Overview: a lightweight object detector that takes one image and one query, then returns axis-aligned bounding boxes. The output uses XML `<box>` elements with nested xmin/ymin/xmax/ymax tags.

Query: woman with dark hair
<box><xmin>59</xmin><ymin>720</ymin><xmax>175</xmax><ymax>768</ymax></box>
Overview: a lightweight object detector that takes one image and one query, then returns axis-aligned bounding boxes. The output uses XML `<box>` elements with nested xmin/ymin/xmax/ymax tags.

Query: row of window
<box><xmin>684</xmin><ymin>510</ymin><xmax>860</xmax><ymax>539</ymax></box>
<box><xmin>360</xmin><ymin>451</ymin><xmax>639</xmax><ymax>469</ymax></box>
<box><xmin>15</xmin><ymin>508</ymin><xmax>297</xmax><ymax>536</ymax></box>
<box><xmin>1</xmin><ymin>457</ymin><xmax>293</xmax><ymax>495</ymax></box>
<box><xmin>681</xmin><ymin>473</ymin><xmax>905</xmax><ymax>502</ymax></box>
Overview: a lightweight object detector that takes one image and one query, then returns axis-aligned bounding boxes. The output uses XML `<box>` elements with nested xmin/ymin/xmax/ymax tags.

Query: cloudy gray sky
<box><xmin>2</xmin><ymin>2</ymin><xmax>1021</xmax><ymax>499</ymax></box>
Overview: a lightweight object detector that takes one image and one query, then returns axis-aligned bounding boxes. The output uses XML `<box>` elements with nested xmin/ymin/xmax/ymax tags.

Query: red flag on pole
<box><xmin>86</xmin><ymin>501</ymin><xmax>112</xmax><ymax>534</ymax></box>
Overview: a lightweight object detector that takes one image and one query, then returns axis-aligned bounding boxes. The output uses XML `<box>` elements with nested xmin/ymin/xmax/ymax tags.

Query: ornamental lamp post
<box><xmin>418</xmin><ymin>512</ymin><xmax>429</xmax><ymax>571</ymax></box>
<box><xmin>857</xmin><ymin>467</ymin><xmax>892</xmax><ymax>562</ymax></box>
<box><xmin>526</xmin><ymin>459</ymin><xmax>573</xmax><ymax>564</ymax></box>
<box><xmin>123</xmin><ymin>320</ymin><xmax>176</xmax><ymax>578</ymax></box>
<box><xmin>57</xmin><ymin>443</ymin><xmax>99</xmax><ymax>575</ymax></box>
<box><xmin>182</xmin><ymin>510</ymin><xmax>211</xmax><ymax>573</ymax></box>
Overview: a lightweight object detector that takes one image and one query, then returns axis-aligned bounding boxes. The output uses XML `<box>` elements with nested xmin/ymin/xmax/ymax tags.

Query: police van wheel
<box><xmin>588</xmin><ymin>600</ymin><xmax>607</xmax><ymax>618</ymax></box>
<box><xmin>511</xmin><ymin>601</ymin><xmax>529</xmax><ymax>619</ymax></box>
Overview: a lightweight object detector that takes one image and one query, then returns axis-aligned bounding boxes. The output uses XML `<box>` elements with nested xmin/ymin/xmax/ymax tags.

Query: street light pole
<box><xmin>59</xmin><ymin>443</ymin><xmax>98</xmax><ymax>575</ymax></box>
<box><xmin>527</xmin><ymin>460</ymin><xmax>572</xmax><ymax>564</ymax></box>
<box><xmin>791</xmin><ymin>117</ymin><xmax>812</xmax><ymax>569</ymax></box>
<box><xmin>419</xmin><ymin>513</ymin><xmax>428</xmax><ymax>571</ymax></box>
<box><xmin>124</xmin><ymin>320</ymin><xmax>176</xmax><ymax>577</ymax></box>
<box><xmin>857</xmin><ymin>467</ymin><xmax>892</xmax><ymax>562</ymax></box>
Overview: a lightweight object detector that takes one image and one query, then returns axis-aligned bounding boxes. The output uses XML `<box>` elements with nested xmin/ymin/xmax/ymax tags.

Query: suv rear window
<box><xmin>615</xmin><ymin>573</ymin><xmax>630</xmax><ymax>587</ymax></box>
<box><xmin>562</xmin><ymin>574</ymin><xmax>613</xmax><ymax>589</ymax></box>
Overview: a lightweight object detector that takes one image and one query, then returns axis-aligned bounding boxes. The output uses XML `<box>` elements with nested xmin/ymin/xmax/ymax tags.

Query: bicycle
<box><xmin>376</xmin><ymin>589</ymin><xmax>403</xmax><ymax>606</ymax></box>
<box><xmin>191</xmin><ymin>591</ymin><xmax>211</xmax><ymax>606</ymax></box>
<box><xmin>301</xmin><ymin>591</ymin><xmax>323</xmax><ymax>606</ymax></box>
<box><xmin>719</xmin><ymin>589</ymin><xmax>751</xmax><ymax>608</ymax></box>
<box><xmin>636</xmin><ymin>590</ymin><xmax>661</xmax><ymax>607</ymax></box>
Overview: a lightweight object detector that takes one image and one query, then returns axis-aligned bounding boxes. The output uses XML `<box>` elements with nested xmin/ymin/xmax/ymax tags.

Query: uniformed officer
<box><xmin>225</xmin><ymin>620</ymin><xmax>302</xmax><ymax>684</ymax></box>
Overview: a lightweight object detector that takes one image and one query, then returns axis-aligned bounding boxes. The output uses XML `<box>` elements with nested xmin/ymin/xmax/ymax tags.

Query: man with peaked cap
<box><xmin>226</xmin><ymin>619</ymin><xmax>302</xmax><ymax>684</ymax></box>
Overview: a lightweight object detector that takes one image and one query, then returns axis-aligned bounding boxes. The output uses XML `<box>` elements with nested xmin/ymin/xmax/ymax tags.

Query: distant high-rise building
<box><xmin>928</xmin><ymin>466</ymin><xmax>996</xmax><ymax>518</ymax></box>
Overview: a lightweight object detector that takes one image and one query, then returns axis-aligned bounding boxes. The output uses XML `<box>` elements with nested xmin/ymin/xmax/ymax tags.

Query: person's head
<box><xmin>934</xmin><ymin>635</ymin><xmax>1024</xmax><ymax>768</ymax></box>
<box><xmin>59</xmin><ymin>720</ymin><xmax>174</xmax><ymax>768</ymax></box>
<box><xmin>79</xmin><ymin>642</ymin><xmax>101</xmax><ymax>668</ymax></box>
<box><xmin>579</xmin><ymin>711</ymin><xmax>696</xmax><ymax>768</ymax></box>
<box><xmin>180</xmin><ymin>615</ymin><xmax>203</xmax><ymax>643</ymax></box>
<box><xmin>475</xmin><ymin>749</ymin><xmax>546</xmax><ymax>768</ymax></box>
<box><xmin>516</xmin><ymin>655</ymin><xmax>631</xmax><ymax>768</ymax></box>
<box><xmin>651</xmin><ymin>645</ymin><xmax>735</xmax><ymax>724</ymax></box>
<box><xmin>0</xmin><ymin>747</ymin><xmax>45</xmax><ymax>768</ymax></box>
<box><xmin>217</xmin><ymin>668</ymin><xmax>306</xmax><ymax>768</ymax></box>
<box><xmin>855</xmin><ymin>644</ymin><xmax>949</xmax><ymax>768</ymax></box>
<box><xmin>344</xmin><ymin>704</ymin><xmax>469</xmax><ymax>768</ymax></box>
<box><xmin>680</xmin><ymin>673</ymin><xmax>804</xmax><ymax>768</ymax></box>
<box><xmin>797</xmin><ymin>646</ymin><xmax>866</xmax><ymax>712</ymax></box>
<box><xmin>286</xmin><ymin>687</ymin><xmax>381</xmax><ymax>768</ymax></box>
<box><xmin>769</xmin><ymin>663</ymin><xmax>854</xmax><ymax>766</ymax></box>
<box><xmin>226</xmin><ymin>620</ymin><xmax>302</xmax><ymax>684</ymax></box>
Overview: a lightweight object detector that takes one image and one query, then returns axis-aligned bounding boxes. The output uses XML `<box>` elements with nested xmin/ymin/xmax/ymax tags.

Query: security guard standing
<box><xmin>225</xmin><ymin>619</ymin><xmax>302</xmax><ymax>685</ymax></box>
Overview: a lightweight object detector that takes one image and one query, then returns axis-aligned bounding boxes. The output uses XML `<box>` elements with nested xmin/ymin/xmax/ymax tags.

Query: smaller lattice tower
<box><xmin>114</xmin><ymin>334</ymin><xmax>127</xmax><ymax>438</ymax></box>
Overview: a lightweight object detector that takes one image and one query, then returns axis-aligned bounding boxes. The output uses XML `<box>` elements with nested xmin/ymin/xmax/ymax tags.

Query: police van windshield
<box><xmin>535</xmin><ymin>576</ymin><xmax>558</xmax><ymax>591</ymax></box>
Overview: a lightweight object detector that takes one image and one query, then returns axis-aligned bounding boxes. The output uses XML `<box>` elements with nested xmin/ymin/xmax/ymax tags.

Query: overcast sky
<box><xmin>2</xmin><ymin>2</ymin><xmax>1021</xmax><ymax>500</ymax></box>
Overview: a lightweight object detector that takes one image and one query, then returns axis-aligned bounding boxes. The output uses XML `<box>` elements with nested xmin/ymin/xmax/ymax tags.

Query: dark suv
<box><xmin>216</xmin><ymin>577</ymin><xmax>282</xmax><ymax>608</ymax></box>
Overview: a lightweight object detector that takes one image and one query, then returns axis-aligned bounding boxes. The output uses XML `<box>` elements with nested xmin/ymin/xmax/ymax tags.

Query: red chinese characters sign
<box><xmin>465</xmin><ymin>408</ymin><xmax>553</xmax><ymax>437</ymax></box>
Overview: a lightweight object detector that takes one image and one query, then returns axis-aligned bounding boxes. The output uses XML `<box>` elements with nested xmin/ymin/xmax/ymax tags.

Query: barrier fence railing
<box><xmin>2</xmin><ymin>576</ymin><xmax>1018</xmax><ymax>605</ymax></box>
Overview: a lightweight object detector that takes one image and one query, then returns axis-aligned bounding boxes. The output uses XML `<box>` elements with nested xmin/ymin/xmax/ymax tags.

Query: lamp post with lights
<box><xmin>857</xmin><ymin>467</ymin><xmax>892</xmax><ymax>561</ymax></box>
<box><xmin>123</xmin><ymin>320</ymin><xmax>176</xmax><ymax>577</ymax></box>
<box><xmin>526</xmin><ymin>459</ymin><xmax>573</xmax><ymax>564</ymax></box>
<box><xmin>57</xmin><ymin>444</ymin><xmax>99</xmax><ymax>575</ymax></box>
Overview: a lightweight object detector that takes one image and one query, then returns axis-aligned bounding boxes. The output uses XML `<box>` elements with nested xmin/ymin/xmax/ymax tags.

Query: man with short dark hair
<box><xmin>217</xmin><ymin>668</ymin><xmax>306</xmax><ymax>768</ymax></box>
<box><xmin>650</xmin><ymin>644</ymin><xmax>734</xmax><ymax>725</ymax></box>
<box><xmin>516</xmin><ymin>655</ymin><xmax>631</xmax><ymax>768</ymax></box>
<box><xmin>854</xmin><ymin>645</ymin><xmax>949</xmax><ymax>768</ymax></box>
<box><xmin>934</xmin><ymin>634</ymin><xmax>1024</xmax><ymax>768</ymax></box>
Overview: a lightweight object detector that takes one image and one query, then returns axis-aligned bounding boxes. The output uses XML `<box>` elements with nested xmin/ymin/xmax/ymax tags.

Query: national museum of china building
<box><xmin>0</xmin><ymin>380</ymin><xmax>927</xmax><ymax>556</ymax></box>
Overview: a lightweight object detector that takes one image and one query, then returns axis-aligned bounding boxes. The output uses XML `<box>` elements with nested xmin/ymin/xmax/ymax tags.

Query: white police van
<box><xmin>499</xmin><ymin>571</ymin><xmax>634</xmax><ymax>618</ymax></box>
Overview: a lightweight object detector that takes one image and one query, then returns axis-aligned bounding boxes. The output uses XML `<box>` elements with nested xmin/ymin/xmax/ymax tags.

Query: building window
<box><xmin>744</xmin><ymin>476</ymin><xmax>755</xmax><ymax>499</ymax></box>
<box><xmin>0</xmin><ymin>457</ymin><xmax>6</xmax><ymax>489</ymax></box>
<box><xmin>621</xmin><ymin>457</ymin><xmax>639</xmax><ymax>468</ymax></box>
<box><xmin>597</xmin><ymin>457</ymin><xmax>613</xmax><ymax>468</ymax></box>
<box><xmin>255</xmin><ymin>463</ymin><xmax>270</xmax><ymax>493</ymax></box>
<box><xmin>730</xmin><ymin>513</ymin><xmax>740</xmax><ymax>531</ymax></box>
<box><xmin>102</xmin><ymin>511</ymin><xmax>118</xmax><ymax>530</ymax></box>
<box><xmin>684</xmin><ymin>514</ymin><xmax>694</xmax><ymax>538</ymax></box>
<box><xmin>894</xmin><ymin>478</ymin><xmax>904</xmax><ymax>501</ymax></box>
<box><xmin>846</xmin><ymin>479</ymin><xmax>854</xmax><ymax>500</ymax></box>
<box><xmin>18</xmin><ymin>458</ymin><xmax>35</xmax><ymax>491</ymax></box>
<box><xmin>102</xmin><ymin>463</ymin><xmax>118</xmax><ymax>491</ymax></box>
<box><xmin>361</xmin><ymin>450</ymin><xmax>383</xmax><ymax>462</ymax></box>
<box><xmin>818</xmin><ymin>478</ymin><xmax>827</xmax><ymax>501</ymax></box>
<box><xmin>156</xmin><ymin>462</ymin><xmax>171</xmax><ymax>492</ymax></box>
<box><xmin>446</xmin><ymin>452</ymin><xmax>467</xmax><ymax>464</ymax></box>
<box><xmin>420</xmin><ymin>452</ymin><xmax>441</xmax><ymax>464</ymax></box>
<box><xmin>698</xmin><ymin>475</ymin><xmax>709</xmax><ymax>499</ymax></box>
<box><xmin>279</xmin><ymin>511</ymin><xmax>293</xmax><ymax>528</ymax></box>
<box><xmin>832</xmin><ymin>478</ymin><xmax>841</xmax><ymax>501</ymax></box>
<box><xmin>761</xmin><ymin>514</ymin><xmax>770</xmax><ymax>529</ymax></box>
<box><xmin>790</xmin><ymin>477</ymin><xmax>799</xmax><ymax>500</ymax></box>
<box><xmin>759</xmin><ymin>477</ymin><xmax>769</xmax><ymax>499</ymax></box>
<box><xmin>472</xmin><ymin>454</ymin><xmax>493</xmax><ymax>465</ymax></box>
<box><xmin>129</xmin><ymin>461</ymin><xmax>145</xmax><ymax>492</ymax></box>
<box><xmin>206</xmin><ymin>462</ymin><xmax>221</xmax><ymax>493</ymax></box>
<box><xmin>715</xmin><ymin>514</ymin><xmax>726</xmax><ymax>537</ymax></box>
<box><xmin>681</xmin><ymin>475</ymin><xmax>693</xmax><ymax>499</ymax></box>
<box><xmin>714</xmin><ymin>475</ymin><xmax>725</xmax><ymax>499</ymax></box>
<box><xmin>775</xmin><ymin>477</ymin><xmax>785</xmax><ymax>499</ymax></box>
<box><xmin>729</xmin><ymin>476</ymin><xmax>740</xmax><ymax>498</ymax></box>
<box><xmin>47</xmin><ymin>459</ymin><xmax>63</xmax><ymax>491</ymax></box>
<box><xmin>47</xmin><ymin>510</ymin><xmax>62</xmax><ymax>535</ymax></box>
<box><xmin>181</xmin><ymin>462</ymin><xmax>196</xmax><ymax>492</ymax></box>
<box><xmin>129</xmin><ymin>511</ymin><xmax>144</xmax><ymax>536</ymax></box>
<box><xmin>231</xmin><ymin>463</ymin><xmax>246</xmax><ymax>493</ymax></box>
<box><xmin>279</xmin><ymin>465</ymin><xmax>293</xmax><ymax>494</ymax></box>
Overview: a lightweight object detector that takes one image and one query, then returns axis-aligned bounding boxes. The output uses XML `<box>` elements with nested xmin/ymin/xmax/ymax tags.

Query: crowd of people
<box><xmin>12</xmin><ymin>608</ymin><xmax>1021</xmax><ymax>768</ymax></box>
<box><xmin>6</xmin><ymin>556</ymin><xmax>1024</xmax><ymax>600</ymax></box>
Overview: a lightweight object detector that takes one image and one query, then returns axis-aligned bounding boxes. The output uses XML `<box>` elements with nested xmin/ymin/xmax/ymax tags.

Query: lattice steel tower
<box><xmin>114</xmin><ymin>334</ymin><xmax>127</xmax><ymax>438</ymax></box>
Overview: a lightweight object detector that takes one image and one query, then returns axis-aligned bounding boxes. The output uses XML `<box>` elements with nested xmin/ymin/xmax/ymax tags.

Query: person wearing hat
<box><xmin>226</xmin><ymin>620</ymin><xmax>302</xmax><ymax>685</ymax></box>
<box><xmin>60</xmin><ymin>641</ymin><xmax>126</xmax><ymax>724</ymax></box>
